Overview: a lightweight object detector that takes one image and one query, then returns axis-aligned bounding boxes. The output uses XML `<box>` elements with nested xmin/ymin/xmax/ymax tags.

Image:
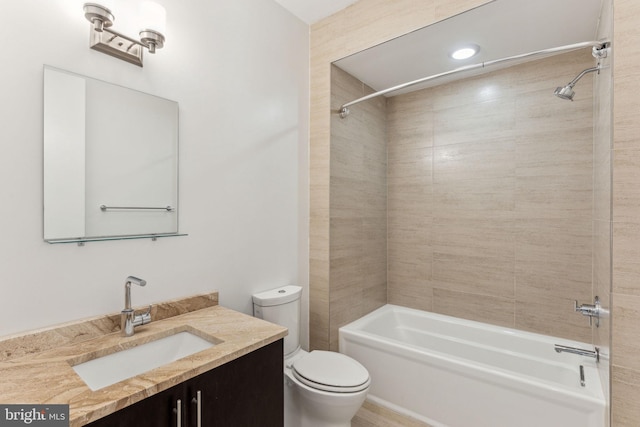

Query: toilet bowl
<box><xmin>252</xmin><ymin>285</ymin><xmax>370</xmax><ymax>427</ymax></box>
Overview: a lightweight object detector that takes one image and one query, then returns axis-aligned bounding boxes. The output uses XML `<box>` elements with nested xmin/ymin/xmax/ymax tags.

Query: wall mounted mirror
<box><xmin>43</xmin><ymin>66</ymin><xmax>182</xmax><ymax>244</ymax></box>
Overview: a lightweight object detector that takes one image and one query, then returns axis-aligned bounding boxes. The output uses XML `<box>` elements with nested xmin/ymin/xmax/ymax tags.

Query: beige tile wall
<box><xmin>310</xmin><ymin>0</ymin><xmax>640</xmax><ymax>424</ymax></box>
<box><xmin>387</xmin><ymin>51</ymin><xmax>595</xmax><ymax>342</ymax></box>
<box><xmin>612</xmin><ymin>0</ymin><xmax>640</xmax><ymax>424</ymax></box>
<box><xmin>329</xmin><ymin>65</ymin><xmax>387</xmax><ymax>350</ymax></box>
<box><xmin>310</xmin><ymin>0</ymin><xmax>493</xmax><ymax>352</ymax></box>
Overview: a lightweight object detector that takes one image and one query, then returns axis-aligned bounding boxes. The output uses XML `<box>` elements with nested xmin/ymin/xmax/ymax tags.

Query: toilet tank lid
<box><xmin>252</xmin><ymin>285</ymin><xmax>302</xmax><ymax>306</ymax></box>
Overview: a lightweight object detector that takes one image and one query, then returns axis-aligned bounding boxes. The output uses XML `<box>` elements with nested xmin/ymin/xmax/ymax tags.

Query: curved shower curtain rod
<box><xmin>338</xmin><ymin>40</ymin><xmax>610</xmax><ymax>118</ymax></box>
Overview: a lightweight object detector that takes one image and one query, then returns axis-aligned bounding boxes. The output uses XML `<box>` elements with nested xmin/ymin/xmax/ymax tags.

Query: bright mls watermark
<box><xmin>0</xmin><ymin>405</ymin><xmax>68</xmax><ymax>426</ymax></box>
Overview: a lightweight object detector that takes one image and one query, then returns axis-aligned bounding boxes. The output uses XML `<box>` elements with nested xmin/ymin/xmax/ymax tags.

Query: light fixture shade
<box><xmin>139</xmin><ymin>1</ymin><xmax>166</xmax><ymax>35</ymax></box>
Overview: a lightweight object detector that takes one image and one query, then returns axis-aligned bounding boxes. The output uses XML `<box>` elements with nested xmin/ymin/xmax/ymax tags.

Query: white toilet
<box><xmin>252</xmin><ymin>285</ymin><xmax>370</xmax><ymax>427</ymax></box>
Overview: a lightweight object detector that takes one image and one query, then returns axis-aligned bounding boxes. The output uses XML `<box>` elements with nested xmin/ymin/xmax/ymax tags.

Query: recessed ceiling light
<box><xmin>451</xmin><ymin>45</ymin><xmax>480</xmax><ymax>60</ymax></box>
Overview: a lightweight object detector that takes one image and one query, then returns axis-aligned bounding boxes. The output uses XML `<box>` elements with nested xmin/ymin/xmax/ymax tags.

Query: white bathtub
<box><xmin>339</xmin><ymin>304</ymin><xmax>605</xmax><ymax>427</ymax></box>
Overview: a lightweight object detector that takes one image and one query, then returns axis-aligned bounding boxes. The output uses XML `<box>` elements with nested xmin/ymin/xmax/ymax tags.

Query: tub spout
<box><xmin>554</xmin><ymin>344</ymin><xmax>599</xmax><ymax>362</ymax></box>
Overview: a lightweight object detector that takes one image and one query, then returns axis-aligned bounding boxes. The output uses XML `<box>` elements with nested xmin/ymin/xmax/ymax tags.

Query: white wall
<box><xmin>0</xmin><ymin>0</ymin><xmax>309</xmax><ymax>348</ymax></box>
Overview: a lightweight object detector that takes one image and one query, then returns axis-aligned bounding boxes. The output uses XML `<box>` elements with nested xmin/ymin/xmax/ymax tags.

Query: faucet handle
<box><xmin>138</xmin><ymin>305</ymin><xmax>152</xmax><ymax>325</ymax></box>
<box><xmin>575</xmin><ymin>299</ymin><xmax>595</xmax><ymax>326</ymax></box>
<box><xmin>574</xmin><ymin>297</ymin><xmax>608</xmax><ymax>327</ymax></box>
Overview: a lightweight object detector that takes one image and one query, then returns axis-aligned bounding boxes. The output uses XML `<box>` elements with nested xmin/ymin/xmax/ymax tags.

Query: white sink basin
<box><xmin>72</xmin><ymin>331</ymin><xmax>216</xmax><ymax>391</ymax></box>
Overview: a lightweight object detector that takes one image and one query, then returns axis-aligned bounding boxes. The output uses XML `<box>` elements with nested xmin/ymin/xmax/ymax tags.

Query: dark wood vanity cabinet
<box><xmin>85</xmin><ymin>339</ymin><xmax>283</xmax><ymax>427</ymax></box>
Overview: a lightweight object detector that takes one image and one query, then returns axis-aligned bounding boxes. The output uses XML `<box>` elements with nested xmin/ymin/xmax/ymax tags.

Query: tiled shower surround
<box><xmin>329</xmin><ymin>49</ymin><xmax>598</xmax><ymax>349</ymax></box>
<box><xmin>329</xmin><ymin>66</ymin><xmax>388</xmax><ymax>351</ymax></box>
<box><xmin>311</xmin><ymin>0</ymin><xmax>640</xmax><ymax>423</ymax></box>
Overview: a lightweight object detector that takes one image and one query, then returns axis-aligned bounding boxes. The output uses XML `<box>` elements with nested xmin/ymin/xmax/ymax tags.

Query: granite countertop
<box><xmin>0</xmin><ymin>305</ymin><xmax>287</xmax><ymax>426</ymax></box>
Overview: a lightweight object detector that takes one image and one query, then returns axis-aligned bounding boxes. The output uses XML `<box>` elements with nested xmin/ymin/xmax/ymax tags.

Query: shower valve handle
<box><xmin>574</xmin><ymin>296</ymin><xmax>608</xmax><ymax>327</ymax></box>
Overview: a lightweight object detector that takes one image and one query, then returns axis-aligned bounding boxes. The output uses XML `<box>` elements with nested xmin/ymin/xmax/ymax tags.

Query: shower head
<box><xmin>554</xmin><ymin>66</ymin><xmax>600</xmax><ymax>101</ymax></box>
<box><xmin>554</xmin><ymin>85</ymin><xmax>576</xmax><ymax>101</ymax></box>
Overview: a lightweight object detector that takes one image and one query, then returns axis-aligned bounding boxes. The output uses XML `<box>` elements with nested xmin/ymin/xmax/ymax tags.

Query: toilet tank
<box><xmin>252</xmin><ymin>285</ymin><xmax>302</xmax><ymax>356</ymax></box>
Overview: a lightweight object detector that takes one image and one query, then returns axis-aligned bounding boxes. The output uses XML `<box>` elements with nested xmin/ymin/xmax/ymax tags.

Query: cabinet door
<box><xmin>185</xmin><ymin>339</ymin><xmax>283</xmax><ymax>427</ymax></box>
<box><xmin>85</xmin><ymin>381</ymin><xmax>184</xmax><ymax>427</ymax></box>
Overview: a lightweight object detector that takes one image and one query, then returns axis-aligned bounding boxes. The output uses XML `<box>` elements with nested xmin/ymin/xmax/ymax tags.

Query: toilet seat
<box><xmin>291</xmin><ymin>350</ymin><xmax>370</xmax><ymax>393</ymax></box>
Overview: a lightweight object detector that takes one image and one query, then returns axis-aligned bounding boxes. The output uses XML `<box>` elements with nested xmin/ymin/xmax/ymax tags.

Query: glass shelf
<box><xmin>45</xmin><ymin>233</ymin><xmax>188</xmax><ymax>245</ymax></box>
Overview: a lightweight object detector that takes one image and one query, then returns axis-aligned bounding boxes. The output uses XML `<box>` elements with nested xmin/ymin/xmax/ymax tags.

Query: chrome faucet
<box><xmin>121</xmin><ymin>276</ymin><xmax>152</xmax><ymax>337</ymax></box>
<box><xmin>574</xmin><ymin>296</ymin><xmax>609</xmax><ymax>327</ymax></box>
<box><xmin>554</xmin><ymin>344</ymin><xmax>600</xmax><ymax>362</ymax></box>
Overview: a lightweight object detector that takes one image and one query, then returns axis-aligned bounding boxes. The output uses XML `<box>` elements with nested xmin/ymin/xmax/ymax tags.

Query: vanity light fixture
<box><xmin>83</xmin><ymin>1</ymin><xmax>166</xmax><ymax>67</ymax></box>
<box><xmin>450</xmin><ymin>44</ymin><xmax>480</xmax><ymax>60</ymax></box>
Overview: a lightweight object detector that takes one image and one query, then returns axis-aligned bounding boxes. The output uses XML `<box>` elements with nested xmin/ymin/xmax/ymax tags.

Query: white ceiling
<box><xmin>276</xmin><ymin>0</ymin><xmax>605</xmax><ymax>100</ymax></box>
<box><xmin>333</xmin><ymin>0</ymin><xmax>604</xmax><ymax>96</ymax></box>
<box><xmin>273</xmin><ymin>0</ymin><xmax>358</xmax><ymax>25</ymax></box>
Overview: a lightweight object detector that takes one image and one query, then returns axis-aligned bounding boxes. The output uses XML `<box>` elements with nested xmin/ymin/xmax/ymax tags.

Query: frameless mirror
<box><xmin>43</xmin><ymin>66</ymin><xmax>181</xmax><ymax>243</ymax></box>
